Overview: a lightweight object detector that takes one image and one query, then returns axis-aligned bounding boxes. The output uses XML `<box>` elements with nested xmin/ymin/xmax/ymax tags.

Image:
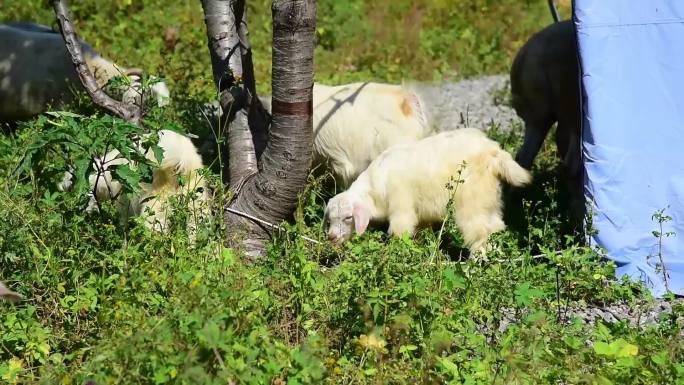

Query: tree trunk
<box><xmin>202</xmin><ymin>0</ymin><xmax>316</xmax><ymax>259</ymax></box>
<box><xmin>238</xmin><ymin>3</ymin><xmax>270</xmax><ymax>158</ymax></box>
<box><xmin>227</xmin><ymin>0</ymin><xmax>316</xmax><ymax>258</ymax></box>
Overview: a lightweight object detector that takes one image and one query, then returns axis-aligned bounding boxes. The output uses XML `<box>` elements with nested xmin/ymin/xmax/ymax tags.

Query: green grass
<box><xmin>2</xmin><ymin>1</ymin><xmax>684</xmax><ymax>384</ymax></box>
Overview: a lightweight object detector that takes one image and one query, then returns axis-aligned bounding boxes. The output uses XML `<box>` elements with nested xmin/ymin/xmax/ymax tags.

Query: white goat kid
<box><xmin>82</xmin><ymin>130</ymin><xmax>210</xmax><ymax>236</ymax></box>
<box><xmin>324</xmin><ymin>128</ymin><xmax>532</xmax><ymax>256</ymax></box>
<box><xmin>0</xmin><ymin>22</ymin><xmax>170</xmax><ymax>122</ymax></box>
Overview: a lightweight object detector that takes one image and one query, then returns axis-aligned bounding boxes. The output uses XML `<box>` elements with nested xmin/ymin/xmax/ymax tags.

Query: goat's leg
<box><xmin>458</xmin><ymin>214</ymin><xmax>505</xmax><ymax>260</ymax></box>
<box><xmin>455</xmin><ymin>185</ymin><xmax>506</xmax><ymax>260</ymax></box>
<box><xmin>566</xmin><ymin>172</ymin><xmax>585</xmax><ymax>230</ymax></box>
<box><xmin>388</xmin><ymin>211</ymin><xmax>419</xmax><ymax>238</ymax></box>
<box><xmin>515</xmin><ymin>120</ymin><xmax>553</xmax><ymax>170</ymax></box>
<box><xmin>557</xmin><ymin>123</ymin><xmax>585</xmax><ymax>229</ymax></box>
<box><xmin>558</xmin><ymin>130</ymin><xmax>582</xmax><ymax>181</ymax></box>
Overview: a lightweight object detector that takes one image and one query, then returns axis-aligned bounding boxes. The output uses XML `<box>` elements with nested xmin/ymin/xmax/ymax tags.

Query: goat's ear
<box><xmin>352</xmin><ymin>202</ymin><xmax>370</xmax><ymax>235</ymax></box>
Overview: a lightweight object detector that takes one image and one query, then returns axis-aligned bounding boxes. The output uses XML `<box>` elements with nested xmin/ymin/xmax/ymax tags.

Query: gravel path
<box><xmin>413</xmin><ymin>74</ymin><xmax>521</xmax><ymax>132</ymax></box>
<box><xmin>567</xmin><ymin>299</ymin><xmax>683</xmax><ymax>330</ymax></box>
<box><xmin>495</xmin><ymin>298</ymin><xmax>684</xmax><ymax>335</ymax></box>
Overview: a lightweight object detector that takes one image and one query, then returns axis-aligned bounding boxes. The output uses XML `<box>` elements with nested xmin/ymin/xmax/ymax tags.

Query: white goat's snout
<box><xmin>326</xmin><ymin>227</ymin><xmax>351</xmax><ymax>245</ymax></box>
<box><xmin>327</xmin><ymin>232</ymin><xmax>340</xmax><ymax>243</ymax></box>
<box><xmin>323</xmin><ymin>194</ymin><xmax>356</xmax><ymax>244</ymax></box>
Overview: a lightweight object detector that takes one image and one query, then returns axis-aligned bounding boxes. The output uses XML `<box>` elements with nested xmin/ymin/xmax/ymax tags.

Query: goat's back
<box><xmin>0</xmin><ymin>23</ymin><xmax>121</xmax><ymax>122</ymax></box>
<box><xmin>360</xmin><ymin>128</ymin><xmax>525</xmax><ymax>221</ymax></box>
<box><xmin>312</xmin><ymin>82</ymin><xmax>430</xmax><ymax>185</ymax></box>
<box><xmin>510</xmin><ymin>20</ymin><xmax>579</xmax><ymax>124</ymax></box>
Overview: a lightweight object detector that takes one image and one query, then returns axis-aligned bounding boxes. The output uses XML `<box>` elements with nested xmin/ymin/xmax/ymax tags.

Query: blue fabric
<box><xmin>575</xmin><ymin>1</ymin><xmax>684</xmax><ymax>296</ymax></box>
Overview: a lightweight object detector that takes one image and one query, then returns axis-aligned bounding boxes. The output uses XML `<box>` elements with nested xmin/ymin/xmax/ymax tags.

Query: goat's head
<box><xmin>324</xmin><ymin>191</ymin><xmax>371</xmax><ymax>244</ymax></box>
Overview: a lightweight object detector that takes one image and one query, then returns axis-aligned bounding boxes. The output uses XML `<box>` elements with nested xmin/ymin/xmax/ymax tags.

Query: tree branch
<box><xmin>52</xmin><ymin>0</ymin><xmax>142</xmax><ymax>126</ymax></box>
<box><xmin>236</xmin><ymin>0</ymin><xmax>269</xmax><ymax>158</ymax></box>
<box><xmin>201</xmin><ymin>1</ymin><xmax>243</xmax><ymax>97</ymax></box>
<box><xmin>201</xmin><ymin>0</ymin><xmax>258</xmax><ymax>185</ymax></box>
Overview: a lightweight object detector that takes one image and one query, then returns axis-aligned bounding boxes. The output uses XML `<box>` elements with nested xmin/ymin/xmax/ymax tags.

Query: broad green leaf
<box><xmin>221</xmin><ymin>247</ymin><xmax>235</xmax><ymax>266</ymax></box>
<box><xmin>399</xmin><ymin>344</ymin><xmax>418</xmax><ymax>354</ymax></box>
<box><xmin>151</xmin><ymin>144</ymin><xmax>165</xmax><ymax>164</ymax></box>
<box><xmin>651</xmin><ymin>351</ymin><xmax>669</xmax><ymax>367</ymax></box>
<box><xmin>363</xmin><ymin>367</ymin><xmax>377</xmax><ymax>376</ymax></box>
<box><xmin>45</xmin><ymin>111</ymin><xmax>84</xmax><ymax>118</ymax></box>
<box><xmin>514</xmin><ymin>282</ymin><xmax>544</xmax><ymax>306</ymax></box>
<box><xmin>199</xmin><ymin>321</ymin><xmax>221</xmax><ymax>349</ymax></box>
<box><xmin>593</xmin><ymin>341</ymin><xmax>614</xmax><ymax>356</ymax></box>
<box><xmin>613</xmin><ymin>339</ymin><xmax>639</xmax><ymax>358</ymax></box>
<box><xmin>439</xmin><ymin>357</ymin><xmax>459</xmax><ymax>376</ymax></box>
<box><xmin>563</xmin><ymin>335</ymin><xmax>582</xmax><ymax>350</ymax></box>
<box><xmin>113</xmin><ymin>164</ymin><xmax>142</xmax><ymax>193</ymax></box>
<box><xmin>442</xmin><ymin>267</ymin><xmax>466</xmax><ymax>290</ymax></box>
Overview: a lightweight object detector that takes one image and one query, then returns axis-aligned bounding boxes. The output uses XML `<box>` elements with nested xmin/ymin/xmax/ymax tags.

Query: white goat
<box><xmin>69</xmin><ymin>130</ymin><xmax>210</xmax><ymax>236</ymax></box>
<box><xmin>312</xmin><ymin>82</ymin><xmax>431</xmax><ymax>186</ymax></box>
<box><xmin>0</xmin><ymin>22</ymin><xmax>170</xmax><ymax>122</ymax></box>
<box><xmin>324</xmin><ymin>128</ymin><xmax>532</xmax><ymax>255</ymax></box>
<box><xmin>257</xmin><ymin>82</ymin><xmax>431</xmax><ymax>186</ymax></box>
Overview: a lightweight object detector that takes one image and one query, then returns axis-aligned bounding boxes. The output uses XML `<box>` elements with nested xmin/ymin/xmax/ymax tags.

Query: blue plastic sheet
<box><xmin>575</xmin><ymin>1</ymin><xmax>684</xmax><ymax>296</ymax></box>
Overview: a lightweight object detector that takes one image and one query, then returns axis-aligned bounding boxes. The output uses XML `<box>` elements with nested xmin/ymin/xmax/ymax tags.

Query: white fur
<box><xmin>324</xmin><ymin>128</ymin><xmax>532</xmax><ymax>255</ymax></box>
<box><xmin>0</xmin><ymin>23</ymin><xmax>170</xmax><ymax>122</ymax></box>
<box><xmin>311</xmin><ymin>82</ymin><xmax>431</xmax><ymax>186</ymax></box>
<box><xmin>85</xmin><ymin>130</ymin><xmax>210</xmax><ymax>237</ymax></box>
<box><xmin>150</xmin><ymin>79</ymin><xmax>171</xmax><ymax>107</ymax></box>
<box><xmin>253</xmin><ymin>82</ymin><xmax>431</xmax><ymax>185</ymax></box>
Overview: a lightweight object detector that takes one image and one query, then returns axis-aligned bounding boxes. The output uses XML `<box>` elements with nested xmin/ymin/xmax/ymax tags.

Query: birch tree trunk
<box><xmin>201</xmin><ymin>0</ymin><xmax>316</xmax><ymax>259</ymax></box>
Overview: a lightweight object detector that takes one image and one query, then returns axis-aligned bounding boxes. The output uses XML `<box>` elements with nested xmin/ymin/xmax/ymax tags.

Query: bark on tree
<box><xmin>201</xmin><ymin>0</ymin><xmax>316</xmax><ymax>259</ymax></box>
<box><xmin>52</xmin><ymin>0</ymin><xmax>143</xmax><ymax>126</ymax></box>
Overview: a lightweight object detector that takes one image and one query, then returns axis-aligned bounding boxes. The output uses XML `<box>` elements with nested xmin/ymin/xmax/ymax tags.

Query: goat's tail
<box><xmin>155</xmin><ymin>131</ymin><xmax>203</xmax><ymax>172</ymax></box>
<box><xmin>401</xmin><ymin>81</ymin><xmax>432</xmax><ymax>133</ymax></box>
<box><xmin>491</xmin><ymin>148</ymin><xmax>532</xmax><ymax>187</ymax></box>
